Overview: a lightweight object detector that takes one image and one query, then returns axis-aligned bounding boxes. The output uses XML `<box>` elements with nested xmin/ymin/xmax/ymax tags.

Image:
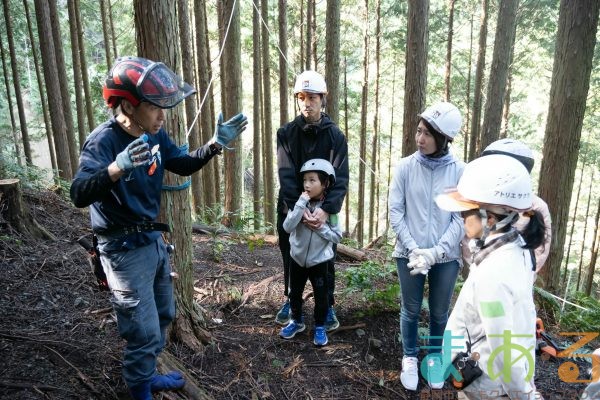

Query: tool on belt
<box><xmin>77</xmin><ymin>234</ymin><xmax>109</xmax><ymax>291</ymax></box>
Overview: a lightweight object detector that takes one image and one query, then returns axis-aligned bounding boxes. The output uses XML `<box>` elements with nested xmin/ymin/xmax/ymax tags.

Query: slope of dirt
<box><xmin>0</xmin><ymin>188</ymin><xmax>594</xmax><ymax>399</ymax></box>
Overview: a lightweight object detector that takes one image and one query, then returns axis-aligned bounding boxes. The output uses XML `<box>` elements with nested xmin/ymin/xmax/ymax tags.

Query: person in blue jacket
<box><xmin>388</xmin><ymin>101</ymin><xmax>465</xmax><ymax>391</ymax></box>
<box><xmin>70</xmin><ymin>56</ymin><xmax>247</xmax><ymax>400</ymax></box>
<box><xmin>279</xmin><ymin>159</ymin><xmax>342</xmax><ymax>347</ymax></box>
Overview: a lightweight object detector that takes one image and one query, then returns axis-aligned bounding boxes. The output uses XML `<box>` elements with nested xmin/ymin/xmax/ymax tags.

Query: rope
<box><xmin>162</xmin><ymin>144</ymin><xmax>191</xmax><ymax>191</ymax></box>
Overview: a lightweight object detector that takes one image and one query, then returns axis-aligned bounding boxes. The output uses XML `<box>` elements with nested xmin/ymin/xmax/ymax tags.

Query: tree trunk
<box><xmin>0</xmin><ymin>179</ymin><xmax>55</xmax><ymax>240</ymax></box>
<box><xmin>444</xmin><ymin>0</ymin><xmax>456</xmax><ymax>102</ymax></box>
<box><xmin>278</xmin><ymin>0</ymin><xmax>289</xmax><ymax>126</ymax></box>
<box><xmin>310</xmin><ymin>0</ymin><xmax>317</xmax><ymax>70</ymax></box>
<box><xmin>305</xmin><ymin>0</ymin><xmax>313</xmax><ymax>71</ymax></box>
<box><xmin>23</xmin><ymin>0</ymin><xmax>57</xmax><ymax>173</ymax></box>
<box><xmin>67</xmin><ymin>0</ymin><xmax>86</xmax><ymax>150</ymax></box>
<box><xmin>468</xmin><ymin>0</ymin><xmax>488</xmax><ymax>162</ymax></box>
<box><xmin>73</xmin><ymin>0</ymin><xmax>95</xmax><ymax>132</ymax></box>
<box><xmin>325</xmin><ymin>0</ymin><xmax>340</xmax><ymax>123</ymax></box>
<box><xmin>537</xmin><ymin>0</ymin><xmax>599</xmax><ymax>293</ymax></box>
<box><xmin>261</xmin><ymin>0</ymin><xmax>275</xmax><ymax>232</ymax></box>
<box><xmin>384</xmin><ymin>64</ymin><xmax>397</xmax><ymax>240</ymax></box>
<box><xmin>357</xmin><ymin>0</ymin><xmax>369</xmax><ymax>247</ymax></box>
<box><xmin>576</xmin><ymin>170</ymin><xmax>594</xmax><ymax>291</ymax></box>
<box><xmin>480</xmin><ymin>0</ymin><xmax>519</xmax><ymax>152</ymax></box>
<box><xmin>402</xmin><ymin>0</ymin><xmax>429</xmax><ymax>157</ymax></box>
<box><xmin>463</xmin><ymin>13</ymin><xmax>474</xmax><ymax>161</ymax></box>
<box><xmin>299</xmin><ymin>0</ymin><xmax>304</xmax><ymax>72</ymax></box>
<box><xmin>107</xmin><ymin>0</ymin><xmax>118</xmax><ymax>60</ymax></box>
<box><xmin>343</xmin><ymin>57</ymin><xmax>350</xmax><ymax>235</ymax></box>
<box><xmin>133</xmin><ymin>0</ymin><xmax>211</xmax><ymax>354</ymax></box>
<box><xmin>3</xmin><ymin>0</ymin><xmax>32</xmax><ymax>164</ymax></box>
<box><xmin>99</xmin><ymin>0</ymin><xmax>112</xmax><ymax>70</ymax></box>
<box><xmin>48</xmin><ymin>0</ymin><xmax>79</xmax><ymax>170</ymax></box>
<box><xmin>177</xmin><ymin>0</ymin><xmax>203</xmax><ymax>218</ymax></box>
<box><xmin>221</xmin><ymin>0</ymin><xmax>243</xmax><ymax>227</ymax></box>
<box><xmin>34</xmin><ymin>0</ymin><xmax>72</xmax><ymax>179</ymax></box>
<box><xmin>194</xmin><ymin>0</ymin><xmax>218</xmax><ymax>218</ymax></box>
<box><xmin>369</xmin><ymin>0</ymin><xmax>381</xmax><ymax>242</ymax></box>
<box><xmin>253</xmin><ymin>0</ymin><xmax>262</xmax><ymax>231</ymax></box>
<box><xmin>0</xmin><ymin>32</ymin><xmax>21</xmax><ymax>167</ymax></box>
<box><xmin>584</xmin><ymin>198</ymin><xmax>600</xmax><ymax>296</ymax></box>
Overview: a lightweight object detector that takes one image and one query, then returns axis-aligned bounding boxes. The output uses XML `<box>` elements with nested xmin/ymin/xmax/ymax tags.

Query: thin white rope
<box><xmin>186</xmin><ymin>0</ymin><xmax>238</xmax><ymax>139</ymax></box>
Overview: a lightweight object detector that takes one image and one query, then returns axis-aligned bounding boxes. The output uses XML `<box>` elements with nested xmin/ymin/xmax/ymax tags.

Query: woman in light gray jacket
<box><xmin>389</xmin><ymin>102</ymin><xmax>465</xmax><ymax>391</ymax></box>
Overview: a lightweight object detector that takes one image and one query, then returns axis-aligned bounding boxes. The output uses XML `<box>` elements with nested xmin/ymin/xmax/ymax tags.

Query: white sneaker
<box><xmin>400</xmin><ymin>356</ymin><xmax>419</xmax><ymax>391</ymax></box>
<box><xmin>426</xmin><ymin>355</ymin><xmax>444</xmax><ymax>389</ymax></box>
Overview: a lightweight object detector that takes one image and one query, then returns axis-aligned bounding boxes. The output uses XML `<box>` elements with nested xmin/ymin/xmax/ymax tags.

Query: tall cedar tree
<box><xmin>0</xmin><ymin>35</ymin><xmax>20</xmax><ymax>167</ymax></box>
<box><xmin>325</xmin><ymin>0</ymin><xmax>340</xmax><ymax>124</ymax></box>
<box><xmin>278</xmin><ymin>0</ymin><xmax>289</xmax><ymax>126</ymax></box>
<box><xmin>538</xmin><ymin>0</ymin><xmax>599</xmax><ymax>293</ymax></box>
<box><xmin>253</xmin><ymin>0</ymin><xmax>262</xmax><ymax>231</ymax></box>
<box><xmin>261</xmin><ymin>0</ymin><xmax>275</xmax><ymax>231</ymax></box>
<box><xmin>369</xmin><ymin>0</ymin><xmax>382</xmax><ymax>241</ymax></box>
<box><xmin>480</xmin><ymin>0</ymin><xmax>519</xmax><ymax>151</ymax></box>
<box><xmin>3</xmin><ymin>0</ymin><xmax>32</xmax><ymax>164</ymax></box>
<box><xmin>357</xmin><ymin>0</ymin><xmax>369</xmax><ymax>247</ymax></box>
<box><xmin>34</xmin><ymin>0</ymin><xmax>72</xmax><ymax>179</ymax></box>
<box><xmin>133</xmin><ymin>0</ymin><xmax>211</xmax><ymax>351</ymax></box>
<box><xmin>402</xmin><ymin>0</ymin><xmax>429</xmax><ymax>157</ymax></box>
<box><xmin>67</xmin><ymin>0</ymin><xmax>86</xmax><ymax>150</ymax></box>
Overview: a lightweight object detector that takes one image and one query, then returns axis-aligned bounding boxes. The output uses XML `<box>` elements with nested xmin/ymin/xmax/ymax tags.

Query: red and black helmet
<box><xmin>102</xmin><ymin>56</ymin><xmax>196</xmax><ymax>109</ymax></box>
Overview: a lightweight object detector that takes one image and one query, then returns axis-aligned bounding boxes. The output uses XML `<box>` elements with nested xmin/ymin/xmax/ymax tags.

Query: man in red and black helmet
<box><xmin>70</xmin><ymin>57</ymin><xmax>247</xmax><ymax>400</ymax></box>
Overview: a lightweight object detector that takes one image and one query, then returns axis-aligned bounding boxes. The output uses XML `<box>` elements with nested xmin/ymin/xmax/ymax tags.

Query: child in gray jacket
<box><xmin>279</xmin><ymin>159</ymin><xmax>342</xmax><ymax>346</ymax></box>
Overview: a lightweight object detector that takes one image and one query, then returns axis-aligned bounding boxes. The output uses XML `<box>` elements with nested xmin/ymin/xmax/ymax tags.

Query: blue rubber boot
<box><xmin>128</xmin><ymin>382</ymin><xmax>152</xmax><ymax>400</ymax></box>
<box><xmin>150</xmin><ymin>371</ymin><xmax>185</xmax><ymax>392</ymax></box>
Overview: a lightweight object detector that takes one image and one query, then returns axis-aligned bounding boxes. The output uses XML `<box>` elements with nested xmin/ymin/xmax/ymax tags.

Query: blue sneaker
<box><xmin>150</xmin><ymin>371</ymin><xmax>185</xmax><ymax>392</ymax></box>
<box><xmin>313</xmin><ymin>326</ymin><xmax>328</xmax><ymax>346</ymax></box>
<box><xmin>275</xmin><ymin>301</ymin><xmax>291</xmax><ymax>325</ymax></box>
<box><xmin>324</xmin><ymin>307</ymin><xmax>340</xmax><ymax>331</ymax></box>
<box><xmin>280</xmin><ymin>320</ymin><xmax>305</xmax><ymax>339</ymax></box>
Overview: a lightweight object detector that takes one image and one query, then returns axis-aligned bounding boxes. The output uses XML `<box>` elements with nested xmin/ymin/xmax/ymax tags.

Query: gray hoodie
<box><xmin>283</xmin><ymin>197</ymin><xmax>342</xmax><ymax>267</ymax></box>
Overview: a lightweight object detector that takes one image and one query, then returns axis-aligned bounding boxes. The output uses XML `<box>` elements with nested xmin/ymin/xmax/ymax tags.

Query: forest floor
<box><xmin>0</xmin><ymin>188</ymin><xmax>596</xmax><ymax>400</ymax></box>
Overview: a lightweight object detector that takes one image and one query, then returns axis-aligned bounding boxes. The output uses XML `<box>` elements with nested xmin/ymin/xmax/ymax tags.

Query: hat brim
<box><xmin>435</xmin><ymin>191</ymin><xmax>480</xmax><ymax>212</ymax></box>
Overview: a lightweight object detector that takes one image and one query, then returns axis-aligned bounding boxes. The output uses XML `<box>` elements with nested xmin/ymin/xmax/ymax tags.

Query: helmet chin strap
<box><xmin>120</xmin><ymin>106</ymin><xmax>149</xmax><ymax>135</ymax></box>
<box><xmin>476</xmin><ymin>210</ymin><xmax>518</xmax><ymax>248</ymax></box>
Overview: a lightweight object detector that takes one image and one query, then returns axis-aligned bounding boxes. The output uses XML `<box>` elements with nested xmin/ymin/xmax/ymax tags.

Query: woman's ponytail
<box><xmin>520</xmin><ymin>210</ymin><xmax>546</xmax><ymax>250</ymax></box>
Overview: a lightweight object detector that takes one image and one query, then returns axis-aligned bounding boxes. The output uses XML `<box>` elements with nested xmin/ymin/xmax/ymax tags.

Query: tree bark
<box><xmin>343</xmin><ymin>57</ymin><xmax>350</xmax><ymax>235</ymax></box>
<box><xmin>305</xmin><ymin>0</ymin><xmax>313</xmax><ymax>71</ymax></box>
<box><xmin>253</xmin><ymin>0</ymin><xmax>262</xmax><ymax>231</ymax></box>
<box><xmin>463</xmin><ymin>13</ymin><xmax>474</xmax><ymax>161</ymax></box>
<box><xmin>357</xmin><ymin>0</ymin><xmax>369</xmax><ymax>247</ymax></box>
<box><xmin>480</xmin><ymin>0</ymin><xmax>519</xmax><ymax>152</ymax></box>
<box><xmin>221</xmin><ymin>0</ymin><xmax>243</xmax><ymax>227</ymax></box>
<box><xmin>369</xmin><ymin>0</ymin><xmax>381</xmax><ymax>242</ymax></box>
<box><xmin>99</xmin><ymin>0</ymin><xmax>112</xmax><ymax>70</ymax></box>
<box><xmin>23</xmin><ymin>0</ymin><xmax>57</xmax><ymax>173</ymax></box>
<box><xmin>538</xmin><ymin>0</ymin><xmax>599</xmax><ymax>293</ymax></box>
<box><xmin>261</xmin><ymin>0</ymin><xmax>275</xmax><ymax>232</ymax></box>
<box><xmin>444</xmin><ymin>0</ymin><xmax>456</xmax><ymax>102</ymax></box>
<box><xmin>278</xmin><ymin>0</ymin><xmax>289</xmax><ymax>126</ymax></box>
<box><xmin>73</xmin><ymin>0</ymin><xmax>95</xmax><ymax>132</ymax></box>
<box><xmin>0</xmin><ymin>31</ymin><xmax>21</xmax><ymax>167</ymax></box>
<box><xmin>468</xmin><ymin>0</ymin><xmax>488</xmax><ymax>162</ymax></box>
<box><xmin>3</xmin><ymin>0</ymin><xmax>32</xmax><ymax>164</ymax></box>
<box><xmin>576</xmin><ymin>170</ymin><xmax>594</xmax><ymax>291</ymax></box>
<box><xmin>402</xmin><ymin>0</ymin><xmax>429</xmax><ymax>157</ymax></box>
<box><xmin>325</xmin><ymin>0</ymin><xmax>340</xmax><ymax>123</ymax></box>
<box><xmin>34</xmin><ymin>0</ymin><xmax>72</xmax><ymax>179</ymax></box>
<box><xmin>48</xmin><ymin>0</ymin><xmax>79</xmax><ymax>170</ymax></box>
<box><xmin>177</xmin><ymin>0</ymin><xmax>203</xmax><ymax>218</ymax></box>
<box><xmin>194</xmin><ymin>0</ymin><xmax>218</xmax><ymax>217</ymax></box>
<box><xmin>67</xmin><ymin>0</ymin><xmax>86</xmax><ymax>150</ymax></box>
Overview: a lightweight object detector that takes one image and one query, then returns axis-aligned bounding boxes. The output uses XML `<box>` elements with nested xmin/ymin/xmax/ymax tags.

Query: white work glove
<box><xmin>407</xmin><ymin>248</ymin><xmax>440</xmax><ymax>276</ymax></box>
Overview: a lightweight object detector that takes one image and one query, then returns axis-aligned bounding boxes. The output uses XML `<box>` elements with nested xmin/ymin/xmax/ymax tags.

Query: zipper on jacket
<box><xmin>303</xmin><ymin>230</ymin><xmax>314</xmax><ymax>267</ymax></box>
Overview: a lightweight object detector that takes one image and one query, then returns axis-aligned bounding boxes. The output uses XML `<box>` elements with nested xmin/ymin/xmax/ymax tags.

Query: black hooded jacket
<box><xmin>276</xmin><ymin>113</ymin><xmax>349</xmax><ymax>215</ymax></box>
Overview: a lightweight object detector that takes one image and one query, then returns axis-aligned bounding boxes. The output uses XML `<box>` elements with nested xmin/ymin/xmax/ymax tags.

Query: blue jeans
<box><xmin>99</xmin><ymin>237</ymin><xmax>174</xmax><ymax>388</ymax></box>
<box><xmin>396</xmin><ymin>257</ymin><xmax>459</xmax><ymax>357</ymax></box>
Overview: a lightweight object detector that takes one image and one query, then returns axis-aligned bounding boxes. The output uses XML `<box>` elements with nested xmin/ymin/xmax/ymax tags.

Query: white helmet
<box><xmin>300</xmin><ymin>158</ymin><xmax>336</xmax><ymax>185</ymax></box>
<box><xmin>481</xmin><ymin>138</ymin><xmax>535</xmax><ymax>173</ymax></box>
<box><xmin>435</xmin><ymin>154</ymin><xmax>532</xmax><ymax>213</ymax></box>
<box><xmin>294</xmin><ymin>70</ymin><xmax>328</xmax><ymax>95</ymax></box>
<box><xmin>419</xmin><ymin>101</ymin><xmax>462</xmax><ymax>139</ymax></box>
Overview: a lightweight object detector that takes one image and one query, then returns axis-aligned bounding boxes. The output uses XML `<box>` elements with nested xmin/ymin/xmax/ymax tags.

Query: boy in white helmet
<box><xmin>435</xmin><ymin>154</ymin><xmax>546</xmax><ymax>399</ymax></box>
<box><xmin>389</xmin><ymin>101</ymin><xmax>465</xmax><ymax>390</ymax></box>
<box><xmin>279</xmin><ymin>159</ymin><xmax>342</xmax><ymax>346</ymax></box>
<box><xmin>276</xmin><ymin>70</ymin><xmax>349</xmax><ymax>332</ymax></box>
